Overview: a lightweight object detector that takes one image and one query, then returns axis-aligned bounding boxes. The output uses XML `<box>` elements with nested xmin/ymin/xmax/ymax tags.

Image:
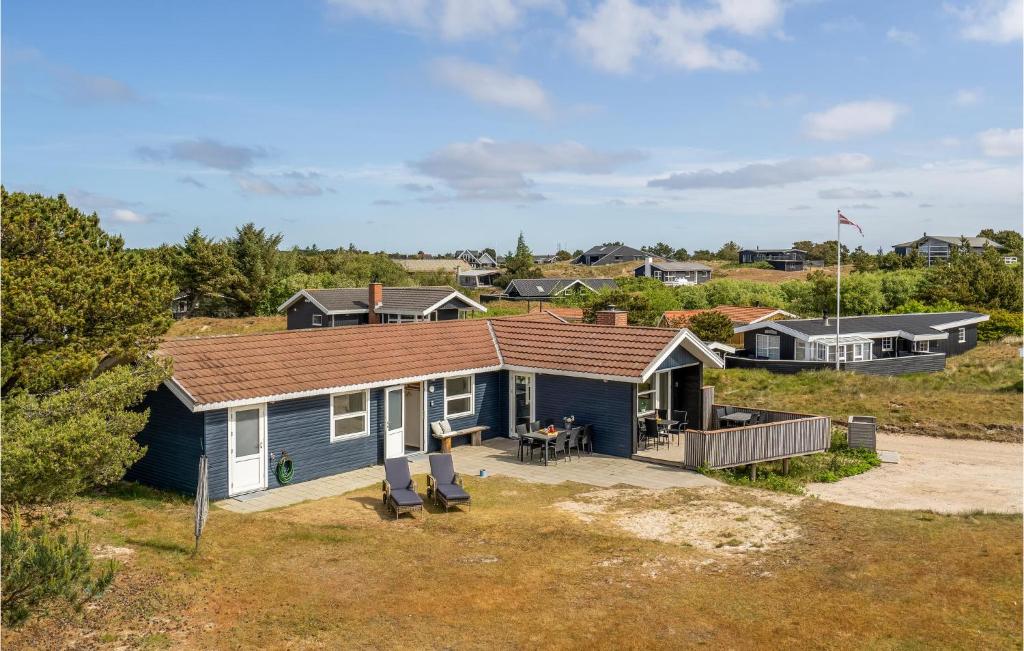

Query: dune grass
<box><xmin>165</xmin><ymin>316</ymin><xmax>287</xmax><ymax>338</ymax></box>
<box><xmin>706</xmin><ymin>341</ymin><xmax>1023</xmax><ymax>442</ymax></box>
<box><xmin>3</xmin><ymin>478</ymin><xmax>1020</xmax><ymax>649</ymax></box>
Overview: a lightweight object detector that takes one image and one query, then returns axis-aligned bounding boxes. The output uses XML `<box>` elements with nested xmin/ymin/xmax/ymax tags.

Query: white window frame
<box><xmin>794</xmin><ymin>340</ymin><xmax>806</xmax><ymax>361</ymax></box>
<box><xmin>330</xmin><ymin>389</ymin><xmax>370</xmax><ymax>442</ymax></box>
<box><xmin>958</xmin><ymin>327</ymin><xmax>966</xmax><ymax>343</ymax></box>
<box><xmin>913</xmin><ymin>340</ymin><xmax>930</xmax><ymax>353</ymax></box>
<box><xmin>312</xmin><ymin>313</ymin><xmax>323</xmax><ymax>326</ymax></box>
<box><xmin>755</xmin><ymin>334</ymin><xmax>780</xmax><ymax>360</ymax></box>
<box><xmin>444</xmin><ymin>374</ymin><xmax>475</xmax><ymax>419</ymax></box>
<box><xmin>881</xmin><ymin>337</ymin><xmax>894</xmax><ymax>352</ymax></box>
<box><xmin>637</xmin><ymin>377</ymin><xmax>656</xmax><ymax>418</ymax></box>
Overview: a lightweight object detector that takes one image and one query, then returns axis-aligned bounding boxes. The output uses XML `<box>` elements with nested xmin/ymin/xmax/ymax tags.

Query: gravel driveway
<box><xmin>809</xmin><ymin>433</ymin><xmax>1022</xmax><ymax>514</ymax></box>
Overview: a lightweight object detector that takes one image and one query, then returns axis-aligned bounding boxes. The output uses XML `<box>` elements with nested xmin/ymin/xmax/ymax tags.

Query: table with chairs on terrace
<box><xmin>513</xmin><ymin>418</ymin><xmax>594</xmax><ymax>466</ymax></box>
<box><xmin>639</xmin><ymin>409</ymin><xmax>689</xmax><ymax>452</ymax></box>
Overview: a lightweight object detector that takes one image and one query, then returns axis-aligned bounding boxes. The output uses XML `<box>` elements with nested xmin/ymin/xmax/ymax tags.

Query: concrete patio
<box><xmin>216</xmin><ymin>437</ymin><xmax>717</xmax><ymax>513</ymax></box>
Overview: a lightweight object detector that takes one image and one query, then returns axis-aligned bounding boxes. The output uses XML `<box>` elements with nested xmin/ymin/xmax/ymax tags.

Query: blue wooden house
<box><xmin>128</xmin><ymin>312</ymin><xmax>724</xmax><ymax>500</ymax></box>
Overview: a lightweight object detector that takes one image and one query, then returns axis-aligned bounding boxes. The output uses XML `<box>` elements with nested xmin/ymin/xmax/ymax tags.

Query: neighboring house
<box><xmin>457</xmin><ymin>269</ymin><xmax>502</xmax><ymax>288</ymax></box>
<box><xmin>127</xmin><ymin>312</ymin><xmax>725</xmax><ymax>499</ymax></box>
<box><xmin>728</xmin><ymin>311</ymin><xmax>989</xmax><ymax>375</ymax></box>
<box><xmin>500</xmin><ymin>278</ymin><xmax>618</xmax><ymax>301</ymax></box>
<box><xmin>635</xmin><ymin>258</ymin><xmax>712</xmax><ymax>285</ymax></box>
<box><xmin>738</xmin><ymin>248</ymin><xmax>808</xmax><ymax>271</ymax></box>
<box><xmin>575</xmin><ymin>244</ymin><xmax>652</xmax><ymax>266</ymax></box>
<box><xmin>278</xmin><ymin>284</ymin><xmax>486</xmax><ymax>329</ymax></box>
<box><xmin>455</xmin><ymin>249</ymin><xmax>499</xmax><ymax>268</ymax></box>
<box><xmin>533</xmin><ymin>254</ymin><xmax>559</xmax><ymax>264</ymax></box>
<box><xmin>892</xmin><ymin>234</ymin><xmax>1006</xmax><ymax>266</ymax></box>
<box><xmin>171</xmin><ymin>293</ymin><xmax>191</xmax><ymax>319</ymax></box>
<box><xmin>659</xmin><ymin>306</ymin><xmax>798</xmax><ymax>347</ymax></box>
<box><xmin>392</xmin><ymin>258</ymin><xmax>470</xmax><ymax>274</ymax></box>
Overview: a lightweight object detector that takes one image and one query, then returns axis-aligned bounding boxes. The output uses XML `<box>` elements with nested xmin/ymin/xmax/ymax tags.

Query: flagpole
<box><xmin>835</xmin><ymin>209</ymin><xmax>841</xmax><ymax>371</ymax></box>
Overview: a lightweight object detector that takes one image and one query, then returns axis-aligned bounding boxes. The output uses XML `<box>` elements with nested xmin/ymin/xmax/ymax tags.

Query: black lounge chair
<box><xmin>382</xmin><ymin>458</ymin><xmax>423</xmax><ymax>519</ymax></box>
<box><xmin>427</xmin><ymin>454</ymin><xmax>471</xmax><ymax>512</ymax></box>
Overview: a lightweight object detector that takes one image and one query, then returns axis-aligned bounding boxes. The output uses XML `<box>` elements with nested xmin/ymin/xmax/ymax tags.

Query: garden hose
<box><xmin>275</xmin><ymin>453</ymin><xmax>294</xmax><ymax>485</ymax></box>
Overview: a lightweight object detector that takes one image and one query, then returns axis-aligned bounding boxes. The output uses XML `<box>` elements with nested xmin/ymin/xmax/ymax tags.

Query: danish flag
<box><xmin>838</xmin><ymin>210</ymin><xmax>863</xmax><ymax>236</ymax></box>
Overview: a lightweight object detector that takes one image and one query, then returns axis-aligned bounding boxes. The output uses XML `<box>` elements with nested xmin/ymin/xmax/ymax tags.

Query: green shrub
<box><xmin>976</xmin><ymin>308</ymin><xmax>1023</xmax><ymax>341</ymax></box>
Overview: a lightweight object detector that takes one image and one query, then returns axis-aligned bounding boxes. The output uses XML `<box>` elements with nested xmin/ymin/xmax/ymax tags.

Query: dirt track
<box><xmin>809</xmin><ymin>433</ymin><xmax>1023</xmax><ymax>514</ymax></box>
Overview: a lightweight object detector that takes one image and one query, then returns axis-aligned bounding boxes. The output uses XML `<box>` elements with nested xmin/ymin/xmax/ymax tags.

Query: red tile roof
<box><xmin>661</xmin><ymin>305</ymin><xmax>794</xmax><ymax>327</ymax></box>
<box><xmin>160</xmin><ymin>317</ymin><xmax>722</xmax><ymax>410</ymax></box>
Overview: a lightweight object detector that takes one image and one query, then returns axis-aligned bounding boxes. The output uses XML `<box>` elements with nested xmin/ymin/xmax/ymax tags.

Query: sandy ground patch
<box><xmin>555</xmin><ymin>487</ymin><xmax>802</xmax><ymax>554</ymax></box>
<box><xmin>809</xmin><ymin>433</ymin><xmax>1023</xmax><ymax>514</ymax></box>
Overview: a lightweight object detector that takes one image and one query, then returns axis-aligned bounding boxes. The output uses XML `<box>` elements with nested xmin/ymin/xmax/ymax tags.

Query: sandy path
<box><xmin>809</xmin><ymin>433</ymin><xmax>1022</xmax><ymax>514</ymax></box>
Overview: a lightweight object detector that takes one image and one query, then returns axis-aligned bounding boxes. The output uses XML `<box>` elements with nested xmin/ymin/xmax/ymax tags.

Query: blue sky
<box><xmin>3</xmin><ymin>0</ymin><xmax>1022</xmax><ymax>253</ymax></box>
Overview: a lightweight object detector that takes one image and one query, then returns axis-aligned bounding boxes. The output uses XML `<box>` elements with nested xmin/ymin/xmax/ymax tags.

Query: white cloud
<box><xmin>947</xmin><ymin>0</ymin><xmax>1023</xmax><ymax>43</ymax></box>
<box><xmin>234</xmin><ymin>172</ymin><xmax>327</xmax><ymax>196</ymax></box>
<box><xmin>325</xmin><ymin>0</ymin><xmax>561</xmax><ymax>40</ymax></box>
<box><xmin>411</xmin><ymin>137</ymin><xmax>645</xmax><ymax>200</ymax></box>
<box><xmin>802</xmin><ymin>101</ymin><xmax>907</xmax><ymax>141</ymax></box>
<box><xmin>977</xmin><ymin>128</ymin><xmax>1023</xmax><ymax>157</ymax></box>
<box><xmin>138</xmin><ymin>138</ymin><xmax>268</xmax><ymax>170</ymax></box>
<box><xmin>110</xmin><ymin>208</ymin><xmax>151</xmax><ymax>224</ymax></box>
<box><xmin>647</xmin><ymin>154</ymin><xmax>874</xmax><ymax>190</ymax></box>
<box><xmin>953</xmin><ymin>88</ymin><xmax>983</xmax><ymax>106</ymax></box>
<box><xmin>572</xmin><ymin>0</ymin><xmax>784</xmax><ymax>74</ymax></box>
<box><xmin>886</xmin><ymin>27</ymin><xmax>920</xmax><ymax>46</ymax></box>
<box><xmin>818</xmin><ymin>187</ymin><xmax>911</xmax><ymax>199</ymax></box>
<box><xmin>432</xmin><ymin>57</ymin><xmax>550</xmax><ymax>116</ymax></box>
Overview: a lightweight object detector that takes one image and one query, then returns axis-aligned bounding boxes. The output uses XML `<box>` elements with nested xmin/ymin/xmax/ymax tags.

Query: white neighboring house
<box><xmin>635</xmin><ymin>258</ymin><xmax>712</xmax><ymax>285</ymax></box>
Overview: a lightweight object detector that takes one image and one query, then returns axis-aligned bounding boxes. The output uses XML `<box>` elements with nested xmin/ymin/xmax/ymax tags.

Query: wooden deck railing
<box><xmin>680</xmin><ymin>404</ymin><xmax>831</xmax><ymax>470</ymax></box>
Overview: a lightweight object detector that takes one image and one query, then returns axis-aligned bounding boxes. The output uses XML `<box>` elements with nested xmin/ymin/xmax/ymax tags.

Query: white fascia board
<box><xmin>734</xmin><ymin>320</ymin><xmax>810</xmax><ymax>341</ymax></box>
<box><xmin>502</xmin><ymin>365</ymin><xmax>642</xmax><ymax>385</ymax></box>
<box><xmin>931</xmin><ymin>314</ymin><xmax>989</xmax><ymax>330</ymax></box>
<box><xmin>420</xmin><ymin>291</ymin><xmax>487</xmax><ymax>315</ymax></box>
<box><xmin>189</xmin><ymin>364</ymin><xmax>504</xmax><ymax>412</ymax></box>
<box><xmin>277</xmin><ymin>289</ymin><xmax>332</xmax><ymax>314</ymax></box>
<box><xmin>163</xmin><ymin>378</ymin><xmax>197</xmax><ymax>412</ymax></box>
<box><xmin>749</xmin><ymin>309</ymin><xmax>799</xmax><ymax>323</ymax></box>
<box><xmin>641</xmin><ymin>328</ymin><xmax>725</xmax><ymax>381</ymax></box>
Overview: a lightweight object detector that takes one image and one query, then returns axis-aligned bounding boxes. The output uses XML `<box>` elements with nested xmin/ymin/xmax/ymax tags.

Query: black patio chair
<box><xmin>516</xmin><ymin>423</ymin><xmax>543</xmax><ymax>461</ymax></box>
<box><xmin>382</xmin><ymin>458</ymin><xmax>423</xmax><ymax>520</ymax></box>
<box><xmin>427</xmin><ymin>453</ymin><xmax>471</xmax><ymax>512</ymax></box>
<box><xmin>714</xmin><ymin>406</ymin><xmax>727</xmax><ymax>429</ymax></box>
<box><xmin>545</xmin><ymin>429</ymin><xmax>569</xmax><ymax>464</ymax></box>
<box><xmin>580</xmin><ymin>424</ymin><xmax>595</xmax><ymax>454</ymax></box>
<box><xmin>530</xmin><ymin>420</ymin><xmax>542</xmax><ymax>433</ymax></box>
<box><xmin>565</xmin><ymin>426</ymin><xmax>582</xmax><ymax>460</ymax></box>
<box><xmin>656</xmin><ymin>409</ymin><xmax>668</xmax><ymax>419</ymax></box>
<box><xmin>644</xmin><ymin>418</ymin><xmax>662</xmax><ymax>451</ymax></box>
<box><xmin>668</xmin><ymin>410</ymin><xmax>688</xmax><ymax>445</ymax></box>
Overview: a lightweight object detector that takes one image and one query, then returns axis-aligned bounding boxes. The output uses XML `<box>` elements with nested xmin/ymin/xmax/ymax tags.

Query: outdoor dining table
<box><xmin>719</xmin><ymin>412</ymin><xmax>753</xmax><ymax>426</ymax></box>
<box><xmin>519</xmin><ymin>429</ymin><xmax>565</xmax><ymax>466</ymax></box>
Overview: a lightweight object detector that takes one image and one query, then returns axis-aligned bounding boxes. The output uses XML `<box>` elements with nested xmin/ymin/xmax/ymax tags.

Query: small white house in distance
<box><xmin>634</xmin><ymin>257</ymin><xmax>712</xmax><ymax>285</ymax></box>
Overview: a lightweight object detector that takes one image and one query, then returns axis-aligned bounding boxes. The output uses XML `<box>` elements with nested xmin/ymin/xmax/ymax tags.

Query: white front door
<box><xmin>509</xmin><ymin>372</ymin><xmax>535</xmax><ymax>436</ymax></box>
<box><xmin>228</xmin><ymin>404</ymin><xmax>266</xmax><ymax>496</ymax></box>
<box><xmin>384</xmin><ymin>385</ymin><xmax>405</xmax><ymax>459</ymax></box>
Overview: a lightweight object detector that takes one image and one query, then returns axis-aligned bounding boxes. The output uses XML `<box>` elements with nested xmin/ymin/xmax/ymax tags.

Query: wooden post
<box><xmin>782</xmin><ymin>458</ymin><xmax>791</xmax><ymax>475</ymax></box>
<box><xmin>749</xmin><ymin>463</ymin><xmax>757</xmax><ymax>481</ymax></box>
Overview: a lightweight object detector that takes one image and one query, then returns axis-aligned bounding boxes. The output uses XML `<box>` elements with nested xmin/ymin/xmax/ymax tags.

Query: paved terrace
<box><xmin>217</xmin><ymin>438</ymin><xmax>718</xmax><ymax>513</ymax></box>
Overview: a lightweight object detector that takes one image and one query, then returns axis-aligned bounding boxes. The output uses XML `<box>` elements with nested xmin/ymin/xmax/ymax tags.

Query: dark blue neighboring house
<box><xmin>278</xmin><ymin>283</ymin><xmax>486</xmax><ymax>329</ymax></box>
<box><xmin>128</xmin><ymin>312</ymin><xmax>724</xmax><ymax>500</ymax></box>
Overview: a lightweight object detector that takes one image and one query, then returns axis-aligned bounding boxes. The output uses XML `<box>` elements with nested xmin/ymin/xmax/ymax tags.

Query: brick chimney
<box><xmin>595</xmin><ymin>305</ymin><xmax>628</xmax><ymax>327</ymax></box>
<box><xmin>368</xmin><ymin>282</ymin><xmax>383</xmax><ymax>324</ymax></box>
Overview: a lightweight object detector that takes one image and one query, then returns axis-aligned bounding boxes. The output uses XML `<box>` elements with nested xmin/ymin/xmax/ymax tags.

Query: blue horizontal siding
<box><xmin>204</xmin><ymin>410</ymin><xmax>229</xmax><ymax>500</ymax></box>
<box><xmin>125</xmin><ymin>385</ymin><xmax>205</xmax><ymax>495</ymax></box>
<box><xmin>656</xmin><ymin>346</ymin><xmax>698</xmax><ymax>372</ymax></box>
<box><xmin>534</xmin><ymin>374</ymin><xmax>634</xmax><ymax>457</ymax></box>
<box><xmin>426</xmin><ymin>371</ymin><xmax>504</xmax><ymax>452</ymax></box>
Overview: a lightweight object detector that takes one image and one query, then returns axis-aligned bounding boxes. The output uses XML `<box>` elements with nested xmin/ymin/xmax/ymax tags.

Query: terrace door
<box><xmin>384</xmin><ymin>386</ymin><xmax>405</xmax><ymax>459</ymax></box>
<box><xmin>510</xmin><ymin>372</ymin><xmax>535</xmax><ymax>436</ymax></box>
<box><xmin>228</xmin><ymin>404</ymin><xmax>266</xmax><ymax>496</ymax></box>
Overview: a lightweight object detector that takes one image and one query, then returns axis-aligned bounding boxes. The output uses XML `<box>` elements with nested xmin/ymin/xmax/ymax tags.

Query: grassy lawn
<box><xmin>4</xmin><ymin>479</ymin><xmax>1020</xmax><ymax>649</ymax></box>
<box><xmin>706</xmin><ymin>431</ymin><xmax>881</xmax><ymax>494</ymax></box>
<box><xmin>166</xmin><ymin>316</ymin><xmax>286</xmax><ymax>338</ymax></box>
<box><xmin>707</xmin><ymin>341</ymin><xmax>1023</xmax><ymax>443</ymax></box>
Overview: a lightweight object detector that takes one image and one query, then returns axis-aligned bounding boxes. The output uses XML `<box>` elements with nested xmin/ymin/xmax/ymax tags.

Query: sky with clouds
<box><xmin>3</xmin><ymin>0</ymin><xmax>1022</xmax><ymax>253</ymax></box>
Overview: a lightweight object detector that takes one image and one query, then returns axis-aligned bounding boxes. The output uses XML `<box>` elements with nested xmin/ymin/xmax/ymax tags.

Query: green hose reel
<box><xmin>275</xmin><ymin>452</ymin><xmax>294</xmax><ymax>485</ymax></box>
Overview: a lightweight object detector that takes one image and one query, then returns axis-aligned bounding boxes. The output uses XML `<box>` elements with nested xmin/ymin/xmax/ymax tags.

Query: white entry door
<box><xmin>228</xmin><ymin>404</ymin><xmax>266</xmax><ymax>496</ymax></box>
<box><xmin>384</xmin><ymin>385</ymin><xmax>405</xmax><ymax>459</ymax></box>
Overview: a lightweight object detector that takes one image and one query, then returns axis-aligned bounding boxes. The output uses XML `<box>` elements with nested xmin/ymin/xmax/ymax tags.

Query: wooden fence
<box><xmin>681</xmin><ymin>405</ymin><xmax>831</xmax><ymax>470</ymax></box>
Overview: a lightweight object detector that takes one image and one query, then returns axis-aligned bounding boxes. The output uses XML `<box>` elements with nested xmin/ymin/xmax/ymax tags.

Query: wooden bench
<box><xmin>430</xmin><ymin>421</ymin><xmax>489</xmax><ymax>454</ymax></box>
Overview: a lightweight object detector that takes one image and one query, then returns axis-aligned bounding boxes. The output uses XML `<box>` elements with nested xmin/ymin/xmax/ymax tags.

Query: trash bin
<box><xmin>847</xmin><ymin>415</ymin><xmax>877</xmax><ymax>450</ymax></box>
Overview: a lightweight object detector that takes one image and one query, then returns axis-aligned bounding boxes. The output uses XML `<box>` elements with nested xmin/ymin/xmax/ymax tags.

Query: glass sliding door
<box><xmin>510</xmin><ymin>372</ymin><xmax>534</xmax><ymax>435</ymax></box>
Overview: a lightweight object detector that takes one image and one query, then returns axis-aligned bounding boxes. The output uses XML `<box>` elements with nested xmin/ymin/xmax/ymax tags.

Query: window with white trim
<box><xmin>312</xmin><ymin>313</ymin><xmax>323</xmax><ymax>326</ymax></box>
<box><xmin>794</xmin><ymin>340</ymin><xmax>806</xmax><ymax>361</ymax></box>
<box><xmin>755</xmin><ymin>334</ymin><xmax>780</xmax><ymax>360</ymax></box>
<box><xmin>957</xmin><ymin>327</ymin><xmax>966</xmax><ymax>343</ymax></box>
<box><xmin>636</xmin><ymin>377</ymin><xmax>655</xmax><ymax>417</ymax></box>
<box><xmin>331</xmin><ymin>390</ymin><xmax>369</xmax><ymax>441</ymax></box>
<box><xmin>444</xmin><ymin>375</ymin><xmax>474</xmax><ymax>418</ymax></box>
<box><xmin>881</xmin><ymin>337</ymin><xmax>894</xmax><ymax>352</ymax></box>
<box><xmin>913</xmin><ymin>340</ymin><xmax>930</xmax><ymax>353</ymax></box>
